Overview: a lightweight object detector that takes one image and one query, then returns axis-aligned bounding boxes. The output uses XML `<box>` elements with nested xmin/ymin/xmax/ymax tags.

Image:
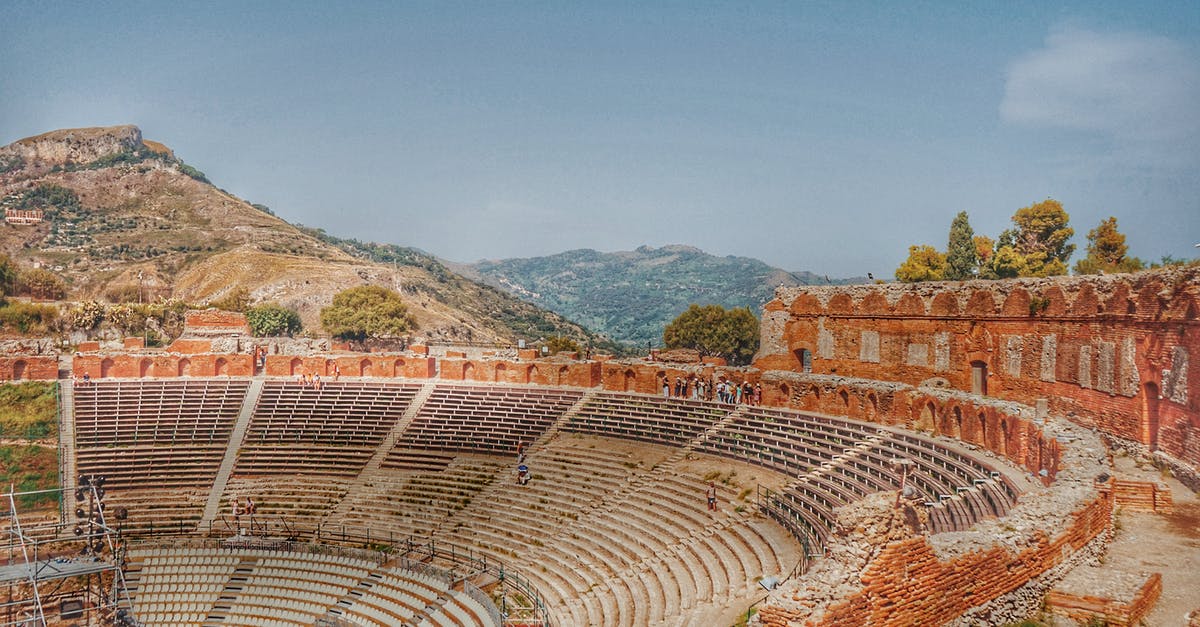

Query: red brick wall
<box><xmin>263</xmin><ymin>354</ymin><xmax>435</xmax><ymax>379</ymax></box>
<box><xmin>1045</xmin><ymin>573</ymin><xmax>1161</xmax><ymax>627</ymax></box>
<box><xmin>758</xmin><ymin>373</ymin><xmax>1062</xmax><ymax>478</ymax></box>
<box><xmin>758</xmin><ymin>490</ymin><xmax>1113</xmax><ymax>627</ymax></box>
<box><xmin>183</xmin><ymin>310</ymin><xmax>251</xmax><ymax>334</ymax></box>
<box><xmin>73</xmin><ymin>353</ymin><xmax>253</xmax><ymax>378</ymax></box>
<box><xmin>0</xmin><ymin>356</ymin><xmax>58</xmax><ymax>380</ymax></box>
<box><xmin>756</xmin><ymin>269</ymin><xmax>1199</xmax><ymax>475</ymax></box>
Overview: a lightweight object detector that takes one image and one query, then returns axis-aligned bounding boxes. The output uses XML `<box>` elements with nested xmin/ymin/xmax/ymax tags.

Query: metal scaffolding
<box><xmin>1</xmin><ymin>483</ymin><xmax>136</xmax><ymax>626</ymax></box>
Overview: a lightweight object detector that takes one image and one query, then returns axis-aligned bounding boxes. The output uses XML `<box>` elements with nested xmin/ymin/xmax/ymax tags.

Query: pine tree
<box><xmin>1073</xmin><ymin>217</ymin><xmax>1144</xmax><ymax>275</ymax></box>
<box><xmin>945</xmin><ymin>211</ymin><xmax>978</xmax><ymax>280</ymax></box>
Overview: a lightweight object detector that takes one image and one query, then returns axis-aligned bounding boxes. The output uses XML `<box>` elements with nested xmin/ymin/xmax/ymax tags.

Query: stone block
<box><xmin>1119</xmin><ymin>336</ymin><xmax>1139</xmax><ymax>397</ymax></box>
<box><xmin>1040</xmin><ymin>335</ymin><xmax>1057</xmax><ymax>382</ymax></box>
<box><xmin>1096</xmin><ymin>341</ymin><xmax>1115</xmax><ymax>393</ymax></box>
<box><xmin>817</xmin><ymin>317</ymin><xmax>835</xmax><ymax>360</ymax></box>
<box><xmin>1006</xmin><ymin>336</ymin><xmax>1024</xmax><ymax>378</ymax></box>
<box><xmin>859</xmin><ymin>330</ymin><xmax>880</xmax><ymax>363</ymax></box>
<box><xmin>1165</xmin><ymin>346</ymin><xmax>1189</xmax><ymax>404</ymax></box>
<box><xmin>1079</xmin><ymin>346</ymin><xmax>1093</xmax><ymax>389</ymax></box>
<box><xmin>906</xmin><ymin>343</ymin><xmax>929</xmax><ymax>367</ymax></box>
<box><xmin>934</xmin><ymin>332</ymin><xmax>950</xmax><ymax>372</ymax></box>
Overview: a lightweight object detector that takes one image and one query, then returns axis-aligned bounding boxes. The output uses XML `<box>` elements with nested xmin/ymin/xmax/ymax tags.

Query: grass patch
<box><xmin>0</xmin><ymin>381</ymin><xmax>57</xmax><ymax>440</ymax></box>
<box><xmin>0</xmin><ymin>444</ymin><xmax>59</xmax><ymax>509</ymax></box>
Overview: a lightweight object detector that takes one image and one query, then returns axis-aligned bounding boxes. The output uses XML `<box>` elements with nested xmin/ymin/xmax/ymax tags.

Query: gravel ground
<box><xmin>1055</xmin><ymin>452</ymin><xmax>1200</xmax><ymax>626</ymax></box>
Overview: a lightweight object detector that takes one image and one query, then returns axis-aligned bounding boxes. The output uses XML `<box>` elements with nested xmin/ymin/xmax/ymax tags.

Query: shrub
<box><xmin>246</xmin><ymin>302</ymin><xmax>303</xmax><ymax>337</ymax></box>
<box><xmin>0</xmin><ymin>154</ymin><xmax>24</xmax><ymax>174</ymax></box>
<box><xmin>17</xmin><ymin>268</ymin><xmax>67</xmax><ymax>300</ymax></box>
<box><xmin>68</xmin><ymin>300</ymin><xmax>107</xmax><ymax>331</ymax></box>
<box><xmin>0</xmin><ymin>301</ymin><xmax>59</xmax><ymax>334</ymax></box>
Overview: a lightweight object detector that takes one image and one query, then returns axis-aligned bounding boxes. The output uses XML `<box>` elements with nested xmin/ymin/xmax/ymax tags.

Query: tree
<box><xmin>662</xmin><ymin>304</ymin><xmax>759</xmax><ymax>365</ymax></box>
<box><xmin>1007</xmin><ymin>199</ymin><xmax>1074</xmax><ymax>277</ymax></box>
<box><xmin>1073</xmin><ymin>217</ymin><xmax>1144</xmax><ymax>275</ymax></box>
<box><xmin>544</xmin><ymin>335</ymin><xmax>580</xmax><ymax>355</ymax></box>
<box><xmin>211</xmin><ymin>286</ymin><xmax>251</xmax><ymax>312</ymax></box>
<box><xmin>0</xmin><ymin>254</ymin><xmax>16</xmax><ymax>298</ymax></box>
<box><xmin>895</xmin><ymin>245</ymin><xmax>947</xmax><ymax>283</ymax></box>
<box><xmin>945</xmin><ymin>211</ymin><xmax>978</xmax><ymax>280</ymax></box>
<box><xmin>246</xmin><ymin>302</ymin><xmax>302</xmax><ymax>337</ymax></box>
<box><xmin>18</xmin><ymin>268</ymin><xmax>67</xmax><ymax>300</ymax></box>
<box><xmin>320</xmin><ymin>285</ymin><xmax>416</xmax><ymax>341</ymax></box>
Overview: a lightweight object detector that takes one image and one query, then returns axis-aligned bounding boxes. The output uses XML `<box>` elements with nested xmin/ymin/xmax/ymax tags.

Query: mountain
<box><xmin>0</xmin><ymin>125</ymin><xmax>614</xmax><ymax>349</ymax></box>
<box><xmin>462</xmin><ymin>245</ymin><xmax>864</xmax><ymax>346</ymax></box>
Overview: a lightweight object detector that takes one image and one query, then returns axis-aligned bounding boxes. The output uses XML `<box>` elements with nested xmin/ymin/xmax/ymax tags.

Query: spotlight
<box><xmin>75</xmin><ymin>508</ymin><xmax>86</xmax><ymax>519</ymax></box>
<box><xmin>73</xmin><ymin>526</ymin><xmax>84</xmax><ymax>536</ymax></box>
<box><xmin>95</xmin><ymin>488</ymin><xmax>105</xmax><ymax>499</ymax></box>
<box><xmin>78</xmin><ymin>475</ymin><xmax>90</xmax><ymax>487</ymax></box>
<box><xmin>75</xmin><ymin>489</ymin><xmax>85</xmax><ymax>502</ymax></box>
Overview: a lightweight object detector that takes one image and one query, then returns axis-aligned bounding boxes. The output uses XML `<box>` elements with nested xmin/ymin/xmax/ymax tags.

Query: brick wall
<box><xmin>1111</xmin><ymin>480</ymin><xmax>1173</xmax><ymax>514</ymax></box>
<box><xmin>756</xmin><ymin>268</ymin><xmax>1199</xmax><ymax>477</ymax></box>
<box><xmin>757</xmin><ymin>491</ymin><xmax>1113</xmax><ymax>627</ymax></box>
<box><xmin>73</xmin><ymin>353</ymin><xmax>254</xmax><ymax>378</ymax></box>
<box><xmin>182</xmin><ymin>310</ymin><xmax>252</xmax><ymax>335</ymax></box>
<box><xmin>0</xmin><ymin>356</ymin><xmax>58</xmax><ymax>380</ymax></box>
<box><xmin>1045</xmin><ymin>573</ymin><xmax>1161</xmax><ymax>627</ymax></box>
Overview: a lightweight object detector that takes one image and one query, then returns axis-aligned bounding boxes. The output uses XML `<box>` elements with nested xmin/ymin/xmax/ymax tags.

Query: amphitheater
<box><xmin>2</xmin><ymin>267</ymin><xmax>1197</xmax><ymax>626</ymax></box>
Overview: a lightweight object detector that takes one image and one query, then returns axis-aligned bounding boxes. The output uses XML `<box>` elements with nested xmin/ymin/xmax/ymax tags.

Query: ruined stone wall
<box><xmin>0</xmin><ymin>356</ymin><xmax>58</xmax><ymax>380</ymax></box>
<box><xmin>755</xmin><ymin>268</ymin><xmax>1199</xmax><ymax>478</ymax></box>
<box><xmin>757</xmin><ymin>371</ymin><xmax>1062</xmax><ymax>478</ymax></box>
<box><xmin>74</xmin><ymin>353</ymin><xmax>254</xmax><ymax>378</ymax></box>
<box><xmin>758</xmin><ymin>493</ymin><xmax>1111</xmax><ymax>627</ymax></box>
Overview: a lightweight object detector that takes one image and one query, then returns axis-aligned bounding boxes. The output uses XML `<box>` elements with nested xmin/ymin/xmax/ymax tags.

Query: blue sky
<box><xmin>3</xmin><ymin>1</ymin><xmax>1198</xmax><ymax>277</ymax></box>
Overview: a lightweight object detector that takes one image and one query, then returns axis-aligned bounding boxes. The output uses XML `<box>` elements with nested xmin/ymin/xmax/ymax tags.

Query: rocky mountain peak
<box><xmin>1</xmin><ymin>125</ymin><xmax>147</xmax><ymax>166</ymax></box>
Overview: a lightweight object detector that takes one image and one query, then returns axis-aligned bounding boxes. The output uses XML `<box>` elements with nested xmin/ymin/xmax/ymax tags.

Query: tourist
<box><xmin>662</xmin><ymin>378</ymin><xmax>670</xmax><ymax>398</ymax></box>
<box><xmin>754</xmin><ymin>383</ymin><xmax>762</xmax><ymax>406</ymax></box>
<box><xmin>313</xmin><ymin>373</ymin><xmax>321</xmax><ymax>390</ymax></box>
<box><xmin>706</xmin><ymin>482</ymin><xmax>717</xmax><ymax>511</ymax></box>
<box><xmin>517</xmin><ymin>463</ymin><xmax>529</xmax><ymax>485</ymax></box>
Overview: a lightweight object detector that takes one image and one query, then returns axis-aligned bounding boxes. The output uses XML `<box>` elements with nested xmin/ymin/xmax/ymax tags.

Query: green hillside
<box><xmin>467</xmin><ymin>245</ymin><xmax>864</xmax><ymax>346</ymax></box>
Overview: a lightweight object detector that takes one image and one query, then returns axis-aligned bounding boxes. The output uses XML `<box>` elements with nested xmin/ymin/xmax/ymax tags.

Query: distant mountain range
<box><xmin>456</xmin><ymin>245</ymin><xmax>865</xmax><ymax>346</ymax></box>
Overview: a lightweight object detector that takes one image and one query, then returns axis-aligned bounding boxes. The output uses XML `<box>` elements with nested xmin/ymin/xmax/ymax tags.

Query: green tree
<box><xmin>0</xmin><ymin>254</ymin><xmax>16</xmax><ymax>298</ymax></box>
<box><xmin>544</xmin><ymin>335</ymin><xmax>580</xmax><ymax>354</ymax></box>
<box><xmin>895</xmin><ymin>245</ymin><xmax>948</xmax><ymax>282</ymax></box>
<box><xmin>945</xmin><ymin>211</ymin><xmax>978</xmax><ymax>280</ymax></box>
<box><xmin>246</xmin><ymin>303</ymin><xmax>302</xmax><ymax>337</ymax></box>
<box><xmin>1006</xmin><ymin>199</ymin><xmax>1075</xmax><ymax>277</ymax></box>
<box><xmin>1073</xmin><ymin>217</ymin><xmax>1144</xmax><ymax>275</ymax></box>
<box><xmin>320</xmin><ymin>285</ymin><xmax>416</xmax><ymax>341</ymax></box>
<box><xmin>663</xmin><ymin>304</ymin><xmax>759</xmax><ymax>365</ymax></box>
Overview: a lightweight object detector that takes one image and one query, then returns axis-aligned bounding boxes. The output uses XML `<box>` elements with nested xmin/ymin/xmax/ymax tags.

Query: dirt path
<box><xmin>1101</xmin><ymin>453</ymin><xmax>1200</xmax><ymax>625</ymax></box>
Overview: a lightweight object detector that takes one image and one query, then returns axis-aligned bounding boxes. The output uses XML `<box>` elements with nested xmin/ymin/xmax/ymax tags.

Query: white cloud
<box><xmin>1001</xmin><ymin>27</ymin><xmax>1200</xmax><ymax>151</ymax></box>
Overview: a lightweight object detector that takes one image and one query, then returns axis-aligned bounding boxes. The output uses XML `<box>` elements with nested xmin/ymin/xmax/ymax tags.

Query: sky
<box><xmin>2</xmin><ymin>1</ymin><xmax>1198</xmax><ymax>278</ymax></box>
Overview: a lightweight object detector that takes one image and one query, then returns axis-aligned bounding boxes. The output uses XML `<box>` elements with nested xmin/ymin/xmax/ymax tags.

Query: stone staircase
<box><xmin>199</xmin><ymin>378</ymin><xmax>264</xmax><ymax>528</ymax></box>
<box><xmin>322</xmin><ymin>381</ymin><xmax>438</xmax><ymax>523</ymax></box>
<box><xmin>58</xmin><ymin>380</ymin><xmax>76</xmax><ymax>522</ymax></box>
